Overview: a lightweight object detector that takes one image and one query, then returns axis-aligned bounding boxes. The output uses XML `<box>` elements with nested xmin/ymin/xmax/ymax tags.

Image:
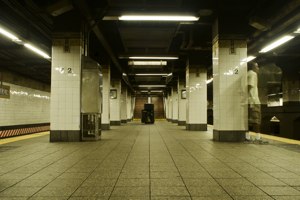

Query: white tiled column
<box><xmin>101</xmin><ymin>65</ymin><xmax>110</xmax><ymax>130</ymax></box>
<box><xmin>212</xmin><ymin>36</ymin><xmax>248</xmax><ymax>141</ymax></box>
<box><xmin>168</xmin><ymin>92</ymin><xmax>173</xmax><ymax>122</ymax></box>
<box><xmin>172</xmin><ymin>86</ymin><xmax>178</xmax><ymax>123</ymax></box>
<box><xmin>121</xmin><ymin>85</ymin><xmax>127</xmax><ymax>124</ymax></box>
<box><xmin>110</xmin><ymin>80</ymin><xmax>121</xmax><ymax>125</ymax></box>
<box><xmin>50</xmin><ymin>36</ymin><xmax>82</xmax><ymax>142</ymax></box>
<box><xmin>178</xmin><ymin>80</ymin><xmax>186</xmax><ymax>126</ymax></box>
<box><xmin>126</xmin><ymin>91</ymin><xmax>132</xmax><ymax>122</ymax></box>
<box><xmin>131</xmin><ymin>96</ymin><xmax>135</xmax><ymax>119</ymax></box>
<box><xmin>186</xmin><ymin>64</ymin><xmax>207</xmax><ymax>131</ymax></box>
<box><xmin>164</xmin><ymin>96</ymin><xmax>168</xmax><ymax>119</ymax></box>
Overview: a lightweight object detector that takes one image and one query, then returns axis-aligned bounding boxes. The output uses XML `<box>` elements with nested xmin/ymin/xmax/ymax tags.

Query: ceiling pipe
<box><xmin>72</xmin><ymin>0</ymin><xmax>133</xmax><ymax>91</ymax></box>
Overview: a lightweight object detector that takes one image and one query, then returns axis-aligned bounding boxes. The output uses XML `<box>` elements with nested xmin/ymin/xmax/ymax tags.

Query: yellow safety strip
<box><xmin>0</xmin><ymin>131</ymin><xmax>49</xmax><ymax>145</ymax></box>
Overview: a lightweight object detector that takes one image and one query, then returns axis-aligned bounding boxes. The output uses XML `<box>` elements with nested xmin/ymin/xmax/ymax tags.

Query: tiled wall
<box><xmin>0</xmin><ymin>82</ymin><xmax>50</xmax><ymax>126</ymax></box>
<box><xmin>186</xmin><ymin>65</ymin><xmax>207</xmax><ymax>124</ymax></box>
<box><xmin>110</xmin><ymin>80</ymin><xmax>121</xmax><ymax>121</ymax></box>
<box><xmin>172</xmin><ymin>87</ymin><xmax>178</xmax><ymax>120</ymax></box>
<box><xmin>50</xmin><ymin>40</ymin><xmax>82</xmax><ymax>131</ymax></box>
<box><xmin>101</xmin><ymin>66</ymin><xmax>110</xmax><ymax>124</ymax></box>
<box><xmin>178</xmin><ymin>81</ymin><xmax>186</xmax><ymax>122</ymax></box>
<box><xmin>213</xmin><ymin>40</ymin><xmax>248</xmax><ymax>130</ymax></box>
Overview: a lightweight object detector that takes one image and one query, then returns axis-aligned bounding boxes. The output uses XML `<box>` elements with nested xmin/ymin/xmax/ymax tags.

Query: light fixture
<box><xmin>129</xmin><ymin>56</ymin><xmax>178</xmax><ymax>60</ymax></box>
<box><xmin>0</xmin><ymin>26</ymin><xmax>22</xmax><ymax>43</ymax></box>
<box><xmin>138</xmin><ymin>85</ymin><xmax>166</xmax><ymax>88</ymax></box>
<box><xmin>242</xmin><ymin>56</ymin><xmax>256</xmax><ymax>62</ymax></box>
<box><xmin>135</xmin><ymin>73</ymin><xmax>169</xmax><ymax>76</ymax></box>
<box><xmin>118</xmin><ymin>15</ymin><xmax>199</xmax><ymax>21</ymax></box>
<box><xmin>294</xmin><ymin>27</ymin><xmax>300</xmax><ymax>34</ymax></box>
<box><xmin>206</xmin><ymin>78</ymin><xmax>213</xmax><ymax>84</ymax></box>
<box><xmin>24</xmin><ymin>43</ymin><xmax>51</xmax><ymax>59</ymax></box>
<box><xmin>128</xmin><ymin>61</ymin><xmax>167</xmax><ymax>66</ymax></box>
<box><xmin>259</xmin><ymin>35</ymin><xmax>295</xmax><ymax>53</ymax></box>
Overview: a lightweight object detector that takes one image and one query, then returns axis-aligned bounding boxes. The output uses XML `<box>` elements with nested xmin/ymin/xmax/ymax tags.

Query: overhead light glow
<box><xmin>242</xmin><ymin>56</ymin><xmax>256</xmax><ymax>62</ymax></box>
<box><xmin>141</xmin><ymin>90</ymin><xmax>163</xmax><ymax>92</ymax></box>
<box><xmin>0</xmin><ymin>26</ymin><xmax>22</xmax><ymax>42</ymax></box>
<box><xmin>128</xmin><ymin>61</ymin><xmax>167</xmax><ymax>66</ymax></box>
<box><xmin>206</xmin><ymin>78</ymin><xmax>213</xmax><ymax>84</ymax></box>
<box><xmin>129</xmin><ymin>56</ymin><xmax>178</xmax><ymax>60</ymax></box>
<box><xmin>259</xmin><ymin>35</ymin><xmax>295</xmax><ymax>53</ymax></box>
<box><xmin>294</xmin><ymin>28</ymin><xmax>300</xmax><ymax>34</ymax></box>
<box><xmin>119</xmin><ymin>15</ymin><xmax>199</xmax><ymax>21</ymax></box>
<box><xmin>135</xmin><ymin>73</ymin><xmax>169</xmax><ymax>76</ymax></box>
<box><xmin>24</xmin><ymin>43</ymin><xmax>51</xmax><ymax>59</ymax></box>
<box><xmin>138</xmin><ymin>85</ymin><xmax>166</xmax><ymax>88</ymax></box>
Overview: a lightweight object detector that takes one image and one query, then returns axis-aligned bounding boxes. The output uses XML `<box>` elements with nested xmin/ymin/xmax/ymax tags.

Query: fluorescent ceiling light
<box><xmin>138</xmin><ymin>85</ymin><xmax>166</xmax><ymax>88</ymax></box>
<box><xmin>141</xmin><ymin>90</ymin><xmax>163</xmax><ymax>92</ymax></box>
<box><xmin>119</xmin><ymin>15</ymin><xmax>199</xmax><ymax>21</ymax></box>
<box><xmin>135</xmin><ymin>73</ymin><xmax>169</xmax><ymax>76</ymax></box>
<box><xmin>294</xmin><ymin>28</ymin><xmax>300</xmax><ymax>34</ymax></box>
<box><xmin>206</xmin><ymin>78</ymin><xmax>213</xmax><ymax>84</ymax></box>
<box><xmin>129</xmin><ymin>56</ymin><xmax>178</xmax><ymax>60</ymax></box>
<box><xmin>24</xmin><ymin>43</ymin><xmax>51</xmax><ymax>59</ymax></box>
<box><xmin>0</xmin><ymin>26</ymin><xmax>22</xmax><ymax>42</ymax></box>
<box><xmin>128</xmin><ymin>61</ymin><xmax>167</xmax><ymax>66</ymax></box>
<box><xmin>242</xmin><ymin>56</ymin><xmax>256</xmax><ymax>62</ymax></box>
<box><xmin>259</xmin><ymin>35</ymin><xmax>295</xmax><ymax>53</ymax></box>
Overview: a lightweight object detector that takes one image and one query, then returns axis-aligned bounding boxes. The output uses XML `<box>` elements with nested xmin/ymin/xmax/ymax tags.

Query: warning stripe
<box><xmin>0</xmin><ymin>126</ymin><xmax>50</xmax><ymax>139</ymax></box>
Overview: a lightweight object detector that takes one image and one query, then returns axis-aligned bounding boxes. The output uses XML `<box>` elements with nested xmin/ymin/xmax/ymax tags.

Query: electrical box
<box><xmin>81</xmin><ymin>56</ymin><xmax>102</xmax><ymax>141</ymax></box>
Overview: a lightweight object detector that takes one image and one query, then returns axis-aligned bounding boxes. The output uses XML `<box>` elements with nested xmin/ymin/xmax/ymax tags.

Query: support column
<box><xmin>121</xmin><ymin>84</ymin><xmax>127</xmax><ymax>123</ymax></box>
<box><xmin>178</xmin><ymin>80</ymin><xmax>186</xmax><ymax>126</ymax></box>
<box><xmin>212</xmin><ymin>19</ymin><xmax>248</xmax><ymax>142</ymax></box>
<box><xmin>186</xmin><ymin>63</ymin><xmax>207</xmax><ymax>131</ymax></box>
<box><xmin>165</xmin><ymin>95</ymin><xmax>169</xmax><ymax>120</ymax></box>
<box><xmin>131</xmin><ymin>96</ymin><xmax>135</xmax><ymax>120</ymax></box>
<box><xmin>101</xmin><ymin>65</ymin><xmax>110</xmax><ymax>130</ymax></box>
<box><xmin>127</xmin><ymin>91</ymin><xmax>132</xmax><ymax>122</ymax></box>
<box><xmin>172</xmin><ymin>86</ymin><xmax>178</xmax><ymax>123</ymax></box>
<box><xmin>50</xmin><ymin>34</ymin><xmax>82</xmax><ymax>142</ymax></box>
<box><xmin>168</xmin><ymin>92</ymin><xmax>173</xmax><ymax>122</ymax></box>
<box><xmin>110</xmin><ymin>80</ymin><xmax>121</xmax><ymax>125</ymax></box>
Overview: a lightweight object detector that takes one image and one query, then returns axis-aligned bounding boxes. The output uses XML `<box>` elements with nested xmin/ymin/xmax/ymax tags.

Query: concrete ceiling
<box><xmin>0</xmin><ymin>0</ymin><xmax>299</xmax><ymax>92</ymax></box>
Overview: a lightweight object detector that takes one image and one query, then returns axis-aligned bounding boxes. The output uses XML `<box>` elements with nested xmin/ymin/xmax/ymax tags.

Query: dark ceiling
<box><xmin>0</xmin><ymin>0</ymin><xmax>299</xmax><ymax>92</ymax></box>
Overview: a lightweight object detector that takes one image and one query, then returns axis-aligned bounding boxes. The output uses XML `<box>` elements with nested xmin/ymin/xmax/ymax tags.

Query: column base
<box><xmin>213</xmin><ymin>130</ymin><xmax>246</xmax><ymax>142</ymax></box>
<box><xmin>121</xmin><ymin>120</ymin><xmax>127</xmax><ymax>123</ymax></box>
<box><xmin>186</xmin><ymin>124</ymin><xmax>207</xmax><ymax>131</ymax></box>
<box><xmin>101</xmin><ymin>124</ymin><xmax>110</xmax><ymax>130</ymax></box>
<box><xmin>178</xmin><ymin>121</ymin><xmax>186</xmax><ymax>126</ymax></box>
<box><xmin>50</xmin><ymin>130</ymin><xmax>80</xmax><ymax>142</ymax></box>
<box><xmin>171</xmin><ymin>119</ymin><xmax>178</xmax><ymax>123</ymax></box>
<box><xmin>110</xmin><ymin>121</ymin><xmax>121</xmax><ymax>126</ymax></box>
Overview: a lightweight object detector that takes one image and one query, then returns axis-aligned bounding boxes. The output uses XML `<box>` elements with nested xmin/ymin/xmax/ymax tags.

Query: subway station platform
<box><xmin>0</xmin><ymin>121</ymin><xmax>300</xmax><ymax>200</ymax></box>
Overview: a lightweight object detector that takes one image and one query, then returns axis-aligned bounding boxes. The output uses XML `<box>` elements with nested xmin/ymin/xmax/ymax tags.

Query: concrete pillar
<box><xmin>212</xmin><ymin>19</ymin><xmax>248</xmax><ymax>142</ymax></box>
<box><xmin>165</xmin><ymin>96</ymin><xmax>169</xmax><ymax>120</ymax></box>
<box><xmin>50</xmin><ymin>34</ymin><xmax>82</xmax><ymax>142</ymax></box>
<box><xmin>186</xmin><ymin>63</ymin><xmax>207</xmax><ymax>131</ymax></box>
<box><xmin>168</xmin><ymin>92</ymin><xmax>173</xmax><ymax>122</ymax></box>
<box><xmin>121</xmin><ymin>84</ymin><xmax>127</xmax><ymax>123</ymax></box>
<box><xmin>178</xmin><ymin>80</ymin><xmax>186</xmax><ymax>126</ymax></box>
<box><xmin>172</xmin><ymin>86</ymin><xmax>178</xmax><ymax>123</ymax></box>
<box><xmin>163</xmin><ymin>96</ymin><xmax>168</xmax><ymax>119</ymax></box>
<box><xmin>127</xmin><ymin>91</ymin><xmax>132</xmax><ymax>122</ymax></box>
<box><xmin>131</xmin><ymin>96</ymin><xmax>135</xmax><ymax>120</ymax></box>
<box><xmin>110</xmin><ymin>80</ymin><xmax>121</xmax><ymax>125</ymax></box>
<box><xmin>101</xmin><ymin>65</ymin><xmax>110</xmax><ymax>130</ymax></box>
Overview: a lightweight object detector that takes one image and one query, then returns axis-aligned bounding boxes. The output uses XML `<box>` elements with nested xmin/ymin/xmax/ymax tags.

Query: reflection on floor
<box><xmin>0</xmin><ymin>121</ymin><xmax>299</xmax><ymax>199</ymax></box>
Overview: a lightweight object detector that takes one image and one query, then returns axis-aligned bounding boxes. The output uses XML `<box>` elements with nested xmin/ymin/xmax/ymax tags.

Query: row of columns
<box><xmin>165</xmin><ymin>19</ymin><xmax>248</xmax><ymax>142</ymax></box>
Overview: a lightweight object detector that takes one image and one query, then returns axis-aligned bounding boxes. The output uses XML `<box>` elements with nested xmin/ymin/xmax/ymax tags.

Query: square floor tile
<box><xmin>111</xmin><ymin>186</ymin><xmax>149</xmax><ymax>197</ymax></box>
<box><xmin>0</xmin><ymin>186</ymin><xmax>42</xmax><ymax>197</ymax></box>
<box><xmin>187</xmin><ymin>186</ymin><xmax>227</xmax><ymax>197</ymax></box>
<box><xmin>116</xmin><ymin>178</ymin><xmax>149</xmax><ymax>187</ymax></box>
<box><xmin>222</xmin><ymin>185</ymin><xmax>265</xmax><ymax>196</ymax></box>
<box><xmin>151</xmin><ymin>186</ymin><xmax>189</xmax><ymax>196</ymax></box>
<box><xmin>259</xmin><ymin>186</ymin><xmax>300</xmax><ymax>195</ymax></box>
<box><xmin>72</xmin><ymin>186</ymin><xmax>113</xmax><ymax>197</ymax></box>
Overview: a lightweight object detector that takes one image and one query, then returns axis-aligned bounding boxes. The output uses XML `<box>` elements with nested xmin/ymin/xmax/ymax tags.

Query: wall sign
<box><xmin>0</xmin><ymin>85</ymin><xmax>10</xmax><ymax>99</ymax></box>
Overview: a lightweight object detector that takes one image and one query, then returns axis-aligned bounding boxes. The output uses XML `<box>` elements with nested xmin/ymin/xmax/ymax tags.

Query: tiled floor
<box><xmin>0</xmin><ymin>121</ymin><xmax>300</xmax><ymax>200</ymax></box>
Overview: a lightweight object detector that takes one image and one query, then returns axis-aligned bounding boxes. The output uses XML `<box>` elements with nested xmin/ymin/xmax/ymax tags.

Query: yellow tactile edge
<box><xmin>250</xmin><ymin>132</ymin><xmax>300</xmax><ymax>145</ymax></box>
<box><xmin>0</xmin><ymin>131</ymin><xmax>49</xmax><ymax>145</ymax></box>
